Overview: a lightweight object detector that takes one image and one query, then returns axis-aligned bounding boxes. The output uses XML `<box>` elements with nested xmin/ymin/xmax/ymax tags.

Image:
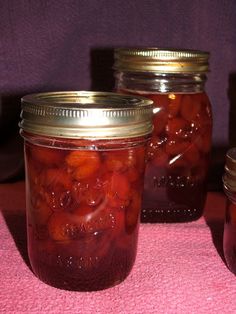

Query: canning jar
<box><xmin>19</xmin><ymin>91</ymin><xmax>153</xmax><ymax>291</ymax></box>
<box><xmin>114</xmin><ymin>48</ymin><xmax>213</xmax><ymax>222</ymax></box>
<box><xmin>223</xmin><ymin>148</ymin><xmax>236</xmax><ymax>275</ymax></box>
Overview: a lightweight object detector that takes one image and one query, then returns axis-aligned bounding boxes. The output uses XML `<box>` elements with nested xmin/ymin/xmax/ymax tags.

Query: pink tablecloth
<box><xmin>0</xmin><ymin>181</ymin><xmax>236</xmax><ymax>314</ymax></box>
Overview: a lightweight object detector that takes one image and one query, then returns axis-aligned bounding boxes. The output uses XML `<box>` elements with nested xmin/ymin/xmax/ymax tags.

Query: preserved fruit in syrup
<box><xmin>25</xmin><ymin>140</ymin><xmax>146</xmax><ymax>290</ymax></box>
<box><xmin>114</xmin><ymin>48</ymin><xmax>212</xmax><ymax>222</ymax></box>
<box><xmin>223</xmin><ymin>148</ymin><xmax>236</xmax><ymax>275</ymax></box>
<box><xmin>121</xmin><ymin>91</ymin><xmax>212</xmax><ymax>222</ymax></box>
<box><xmin>223</xmin><ymin>201</ymin><xmax>236</xmax><ymax>275</ymax></box>
<box><xmin>20</xmin><ymin>91</ymin><xmax>153</xmax><ymax>290</ymax></box>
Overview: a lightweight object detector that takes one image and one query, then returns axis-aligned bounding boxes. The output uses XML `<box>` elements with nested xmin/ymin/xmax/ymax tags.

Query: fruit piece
<box><xmin>166</xmin><ymin>117</ymin><xmax>190</xmax><ymax>139</ymax></box>
<box><xmin>72</xmin><ymin>179</ymin><xmax>105</xmax><ymax>207</ymax></box>
<box><xmin>147</xmin><ymin>136</ymin><xmax>159</xmax><ymax>161</ymax></box>
<box><xmin>48</xmin><ymin>212</ymin><xmax>78</xmax><ymax>241</ymax></box>
<box><xmin>48</xmin><ymin>203</ymin><xmax>115</xmax><ymax>260</ymax></box>
<box><xmin>165</xmin><ymin>140</ymin><xmax>190</xmax><ymax>156</ymax></box>
<box><xmin>84</xmin><ymin>184</ymin><xmax>104</xmax><ymax>207</ymax></box>
<box><xmin>126</xmin><ymin>148</ymin><xmax>146</xmax><ymax>180</ymax></box>
<box><xmin>147</xmin><ymin>136</ymin><xmax>167</xmax><ymax>161</ymax></box>
<box><xmin>125</xmin><ymin>190</ymin><xmax>141</xmax><ymax>234</ymax></box>
<box><xmin>180</xmin><ymin>94</ymin><xmax>201</xmax><ymax>122</ymax></box>
<box><xmin>110</xmin><ymin>173</ymin><xmax>130</xmax><ymax>201</ymax></box>
<box><xmin>41</xmin><ymin>168</ymin><xmax>74</xmax><ymax>211</ymax></box>
<box><xmin>168</xmin><ymin>93</ymin><xmax>182</xmax><ymax>118</ymax></box>
<box><xmin>73</xmin><ymin>203</ymin><xmax>116</xmax><ymax>235</ymax></box>
<box><xmin>104</xmin><ymin>152</ymin><xmax>125</xmax><ymax>171</ymax></box>
<box><xmin>72</xmin><ymin>181</ymin><xmax>89</xmax><ymax>205</ymax></box>
<box><xmin>153</xmin><ymin>109</ymin><xmax>168</xmax><ymax>135</ymax></box>
<box><xmin>66</xmin><ymin>150</ymin><xmax>101</xmax><ymax>180</ymax></box>
<box><xmin>105</xmin><ymin>173</ymin><xmax>131</xmax><ymax>208</ymax></box>
<box><xmin>104</xmin><ymin>147</ymin><xmax>142</xmax><ymax>173</ymax></box>
<box><xmin>195</xmin><ymin>92</ymin><xmax>212</xmax><ymax>123</ymax></box>
<box><xmin>29</xmin><ymin>145</ymin><xmax>64</xmax><ymax>166</ymax></box>
<box><xmin>104</xmin><ymin>150</ymin><xmax>134</xmax><ymax>172</ymax></box>
<box><xmin>44</xmin><ymin>189</ymin><xmax>74</xmax><ymax>212</ymax></box>
<box><xmin>43</xmin><ymin>168</ymin><xmax>72</xmax><ymax>190</ymax></box>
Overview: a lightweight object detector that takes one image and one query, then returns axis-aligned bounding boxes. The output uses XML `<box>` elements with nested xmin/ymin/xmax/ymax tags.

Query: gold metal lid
<box><xmin>223</xmin><ymin>148</ymin><xmax>236</xmax><ymax>191</ymax></box>
<box><xmin>114</xmin><ymin>48</ymin><xmax>210</xmax><ymax>73</ymax></box>
<box><xmin>20</xmin><ymin>91</ymin><xmax>153</xmax><ymax>139</ymax></box>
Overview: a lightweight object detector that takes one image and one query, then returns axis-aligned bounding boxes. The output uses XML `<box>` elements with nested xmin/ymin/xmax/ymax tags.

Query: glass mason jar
<box><xmin>223</xmin><ymin>148</ymin><xmax>236</xmax><ymax>275</ymax></box>
<box><xmin>114</xmin><ymin>48</ymin><xmax>213</xmax><ymax>223</ymax></box>
<box><xmin>19</xmin><ymin>91</ymin><xmax>153</xmax><ymax>291</ymax></box>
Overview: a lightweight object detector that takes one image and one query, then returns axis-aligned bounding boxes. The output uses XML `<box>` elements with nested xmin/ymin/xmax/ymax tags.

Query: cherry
<box><xmin>165</xmin><ymin>140</ymin><xmax>190</xmax><ymax>156</ymax></box>
<box><xmin>180</xmin><ymin>94</ymin><xmax>201</xmax><ymax>122</ymax></box>
<box><xmin>43</xmin><ymin>168</ymin><xmax>72</xmax><ymax>190</ymax></box>
<box><xmin>41</xmin><ymin>168</ymin><xmax>74</xmax><ymax>211</ymax></box>
<box><xmin>29</xmin><ymin>145</ymin><xmax>64</xmax><ymax>166</ymax></box>
<box><xmin>105</xmin><ymin>173</ymin><xmax>131</xmax><ymax>208</ymax></box>
<box><xmin>125</xmin><ymin>190</ymin><xmax>141</xmax><ymax>234</ymax></box>
<box><xmin>72</xmin><ymin>202</ymin><xmax>116</xmax><ymax>235</ymax></box>
<box><xmin>147</xmin><ymin>136</ymin><xmax>166</xmax><ymax>161</ymax></box>
<box><xmin>166</xmin><ymin>117</ymin><xmax>190</xmax><ymax>139</ymax></box>
<box><xmin>104</xmin><ymin>149</ymin><xmax>138</xmax><ymax>172</ymax></box>
<box><xmin>66</xmin><ymin>150</ymin><xmax>101</xmax><ymax>180</ymax></box>
<box><xmin>72</xmin><ymin>179</ymin><xmax>105</xmax><ymax>207</ymax></box>
<box><xmin>48</xmin><ymin>212</ymin><xmax>78</xmax><ymax>241</ymax></box>
<box><xmin>84</xmin><ymin>185</ymin><xmax>104</xmax><ymax>207</ymax></box>
<box><xmin>168</xmin><ymin>93</ymin><xmax>182</xmax><ymax>118</ymax></box>
<box><xmin>153</xmin><ymin>109</ymin><xmax>168</xmax><ymax>135</ymax></box>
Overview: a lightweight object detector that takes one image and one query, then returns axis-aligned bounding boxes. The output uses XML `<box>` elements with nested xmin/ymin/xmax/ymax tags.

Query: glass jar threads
<box><xmin>114</xmin><ymin>48</ymin><xmax>213</xmax><ymax>223</ymax></box>
<box><xmin>19</xmin><ymin>91</ymin><xmax>153</xmax><ymax>291</ymax></box>
<box><xmin>223</xmin><ymin>148</ymin><xmax>236</xmax><ymax>275</ymax></box>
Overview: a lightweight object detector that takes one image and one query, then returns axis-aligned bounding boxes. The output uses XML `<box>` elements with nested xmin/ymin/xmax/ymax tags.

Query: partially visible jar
<box><xmin>114</xmin><ymin>48</ymin><xmax>213</xmax><ymax>222</ymax></box>
<box><xmin>223</xmin><ymin>148</ymin><xmax>236</xmax><ymax>275</ymax></box>
<box><xmin>19</xmin><ymin>91</ymin><xmax>153</xmax><ymax>291</ymax></box>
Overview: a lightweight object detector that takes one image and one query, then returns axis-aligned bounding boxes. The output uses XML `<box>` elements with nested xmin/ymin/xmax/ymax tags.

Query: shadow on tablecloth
<box><xmin>203</xmin><ymin>192</ymin><xmax>226</xmax><ymax>264</ymax></box>
<box><xmin>205</xmin><ymin>217</ymin><xmax>225</xmax><ymax>263</ymax></box>
<box><xmin>2</xmin><ymin>211</ymin><xmax>31</xmax><ymax>269</ymax></box>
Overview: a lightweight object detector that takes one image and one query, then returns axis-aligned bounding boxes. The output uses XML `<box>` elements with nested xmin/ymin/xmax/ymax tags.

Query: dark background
<box><xmin>0</xmin><ymin>0</ymin><xmax>236</xmax><ymax>186</ymax></box>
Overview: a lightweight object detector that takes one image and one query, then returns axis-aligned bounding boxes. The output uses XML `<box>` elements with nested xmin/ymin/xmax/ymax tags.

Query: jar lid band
<box><xmin>19</xmin><ymin>91</ymin><xmax>153</xmax><ymax>139</ymax></box>
<box><xmin>223</xmin><ymin>148</ymin><xmax>236</xmax><ymax>191</ymax></box>
<box><xmin>114</xmin><ymin>48</ymin><xmax>210</xmax><ymax>73</ymax></box>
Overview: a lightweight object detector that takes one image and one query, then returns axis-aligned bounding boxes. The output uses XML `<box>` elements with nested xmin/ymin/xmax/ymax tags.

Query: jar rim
<box><xmin>19</xmin><ymin>91</ymin><xmax>153</xmax><ymax>139</ymax></box>
<box><xmin>114</xmin><ymin>47</ymin><xmax>210</xmax><ymax>73</ymax></box>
